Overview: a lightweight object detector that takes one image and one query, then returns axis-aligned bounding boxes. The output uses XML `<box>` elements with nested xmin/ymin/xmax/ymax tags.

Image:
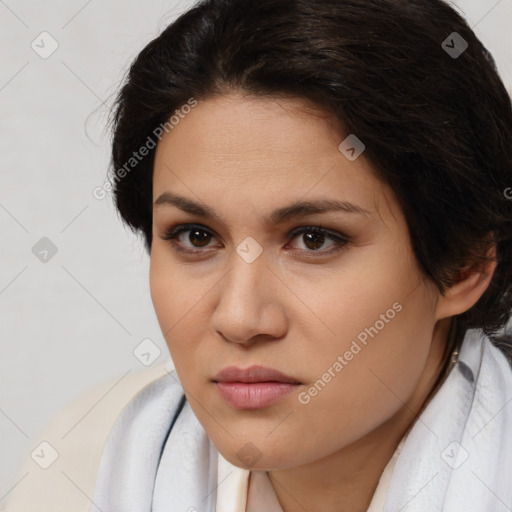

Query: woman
<box><xmin>6</xmin><ymin>0</ymin><xmax>512</xmax><ymax>511</ymax></box>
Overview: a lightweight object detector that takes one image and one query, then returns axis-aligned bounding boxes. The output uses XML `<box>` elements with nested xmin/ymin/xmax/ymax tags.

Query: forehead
<box><xmin>154</xmin><ymin>92</ymin><xmax>344</xmax><ymax>172</ymax></box>
<box><xmin>152</xmin><ymin>92</ymin><xmax>397</xmax><ymax>224</ymax></box>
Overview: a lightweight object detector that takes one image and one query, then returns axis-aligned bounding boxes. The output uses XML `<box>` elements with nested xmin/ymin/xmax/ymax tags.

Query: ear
<box><xmin>435</xmin><ymin>234</ymin><xmax>497</xmax><ymax>320</ymax></box>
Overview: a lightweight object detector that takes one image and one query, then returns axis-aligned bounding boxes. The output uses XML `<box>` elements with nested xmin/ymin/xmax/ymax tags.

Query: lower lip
<box><xmin>215</xmin><ymin>381</ymin><xmax>301</xmax><ymax>409</ymax></box>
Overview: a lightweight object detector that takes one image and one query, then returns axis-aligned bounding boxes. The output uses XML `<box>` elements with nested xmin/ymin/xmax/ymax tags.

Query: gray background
<box><xmin>1</xmin><ymin>0</ymin><xmax>511</xmax><ymax>501</ymax></box>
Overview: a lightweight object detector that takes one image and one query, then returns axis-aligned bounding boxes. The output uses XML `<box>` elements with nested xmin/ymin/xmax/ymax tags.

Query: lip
<box><xmin>215</xmin><ymin>382</ymin><xmax>300</xmax><ymax>409</ymax></box>
<box><xmin>213</xmin><ymin>365</ymin><xmax>301</xmax><ymax>384</ymax></box>
<box><xmin>212</xmin><ymin>365</ymin><xmax>302</xmax><ymax>410</ymax></box>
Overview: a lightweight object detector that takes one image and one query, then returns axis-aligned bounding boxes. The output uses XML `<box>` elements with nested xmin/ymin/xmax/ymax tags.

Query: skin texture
<box><xmin>149</xmin><ymin>92</ymin><xmax>497</xmax><ymax>512</ymax></box>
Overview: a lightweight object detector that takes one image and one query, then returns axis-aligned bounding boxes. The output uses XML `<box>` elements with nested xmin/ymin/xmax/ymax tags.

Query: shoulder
<box><xmin>4</xmin><ymin>360</ymin><xmax>181</xmax><ymax>512</ymax></box>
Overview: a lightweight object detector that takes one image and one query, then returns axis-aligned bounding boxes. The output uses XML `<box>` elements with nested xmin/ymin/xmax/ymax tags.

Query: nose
<box><xmin>211</xmin><ymin>252</ymin><xmax>288</xmax><ymax>347</ymax></box>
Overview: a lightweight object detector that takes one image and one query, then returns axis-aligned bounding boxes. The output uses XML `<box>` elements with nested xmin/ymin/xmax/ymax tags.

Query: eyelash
<box><xmin>160</xmin><ymin>223</ymin><xmax>350</xmax><ymax>257</ymax></box>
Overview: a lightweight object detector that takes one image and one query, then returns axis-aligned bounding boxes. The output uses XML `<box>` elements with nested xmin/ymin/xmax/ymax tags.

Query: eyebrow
<box><xmin>154</xmin><ymin>192</ymin><xmax>370</xmax><ymax>225</ymax></box>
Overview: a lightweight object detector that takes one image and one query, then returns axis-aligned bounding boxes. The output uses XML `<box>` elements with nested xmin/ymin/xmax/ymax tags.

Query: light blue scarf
<box><xmin>91</xmin><ymin>328</ymin><xmax>512</xmax><ymax>512</ymax></box>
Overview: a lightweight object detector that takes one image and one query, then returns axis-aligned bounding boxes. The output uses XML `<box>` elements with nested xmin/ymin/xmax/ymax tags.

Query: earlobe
<box><xmin>435</xmin><ymin>239</ymin><xmax>497</xmax><ymax>320</ymax></box>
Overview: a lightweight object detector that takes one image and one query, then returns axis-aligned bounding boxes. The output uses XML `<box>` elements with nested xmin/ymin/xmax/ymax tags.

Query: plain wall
<box><xmin>1</xmin><ymin>0</ymin><xmax>511</xmax><ymax>500</ymax></box>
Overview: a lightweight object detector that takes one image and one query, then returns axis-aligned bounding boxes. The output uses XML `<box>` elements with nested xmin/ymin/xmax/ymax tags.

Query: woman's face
<box><xmin>150</xmin><ymin>92</ymin><xmax>444</xmax><ymax>470</ymax></box>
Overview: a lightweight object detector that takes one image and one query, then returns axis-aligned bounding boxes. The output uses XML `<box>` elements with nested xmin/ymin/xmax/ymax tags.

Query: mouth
<box><xmin>213</xmin><ymin>364</ymin><xmax>302</xmax><ymax>384</ymax></box>
<box><xmin>212</xmin><ymin>365</ymin><xmax>302</xmax><ymax>409</ymax></box>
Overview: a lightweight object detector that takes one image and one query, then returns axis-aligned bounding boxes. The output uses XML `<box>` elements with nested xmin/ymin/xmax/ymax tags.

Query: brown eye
<box><xmin>302</xmin><ymin>231</ymin><xmax>326</xmax><ymax>250</ymax></box>
<box><xmin>187</xmin><ymin>229</ymin><xmax>212</xmax><ymax>247</ymax></box>
<box><xmin>287</xmin><ymin>226</ymin><xmax>349</xmax><ymax>255</ymax></box>
<box><xmin>162</xmin><ymin>224</ymin><xmax>216</xmax><ymax>250</ymax></box>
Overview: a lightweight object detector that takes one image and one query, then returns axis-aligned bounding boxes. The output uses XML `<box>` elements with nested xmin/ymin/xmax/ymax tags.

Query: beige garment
<box><xmin>216</xmin><ymin>434</ymin><xmax>407</xmax><ymax>512</ymax></box>
<box><xmin>3</xmin><ymin>361</ymin><xmax>174</xmax><ymax>512</ymax></box>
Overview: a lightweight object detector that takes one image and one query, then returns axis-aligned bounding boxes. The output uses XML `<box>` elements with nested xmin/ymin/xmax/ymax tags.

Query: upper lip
<box><xmin>213</xmin><ymin>365</ymin><xmax>301</xmax><ymax>384</ymax></box>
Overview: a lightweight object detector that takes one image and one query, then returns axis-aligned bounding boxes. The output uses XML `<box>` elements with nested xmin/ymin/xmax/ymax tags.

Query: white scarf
<box><xmin>90</xmin><ymin>328</ymin><xmax>512</xmax><ymax>512</ymax></box>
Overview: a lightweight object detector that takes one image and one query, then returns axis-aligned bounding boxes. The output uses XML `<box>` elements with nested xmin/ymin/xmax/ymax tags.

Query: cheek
<box><xmin>149</xmin><ymin>246</ymin><xmax>203</xmax><ymax>329</ymax></box>
<box><xmin>149</xmin><ymin>252</ymin><xmax>177</xmax><ymax>332</ymax></box>
<box><xmin>313</xmin><ymin>272</ymin><xmax>436</xmax><ymax>407</ymax></box>
<box><xmin>288</xmin><ymin>250</ymin><xmax>425</xmax><ymax>370</ymax></box>
<box><xmin>285</xmin><ymin>269</ymin><xmax>436</xmax><ymax>447</ymax></box>
<box><xmin>149</xmin><ymin>251</ymin><xmax>206</xmax><ymax>370</ymax></box>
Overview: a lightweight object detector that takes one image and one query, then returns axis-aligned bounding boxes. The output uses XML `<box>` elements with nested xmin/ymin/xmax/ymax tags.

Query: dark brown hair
<box><xmin>107</xmin><ymin>0</ymin><xmax>512</xmax><ymax>357</ymax></box>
